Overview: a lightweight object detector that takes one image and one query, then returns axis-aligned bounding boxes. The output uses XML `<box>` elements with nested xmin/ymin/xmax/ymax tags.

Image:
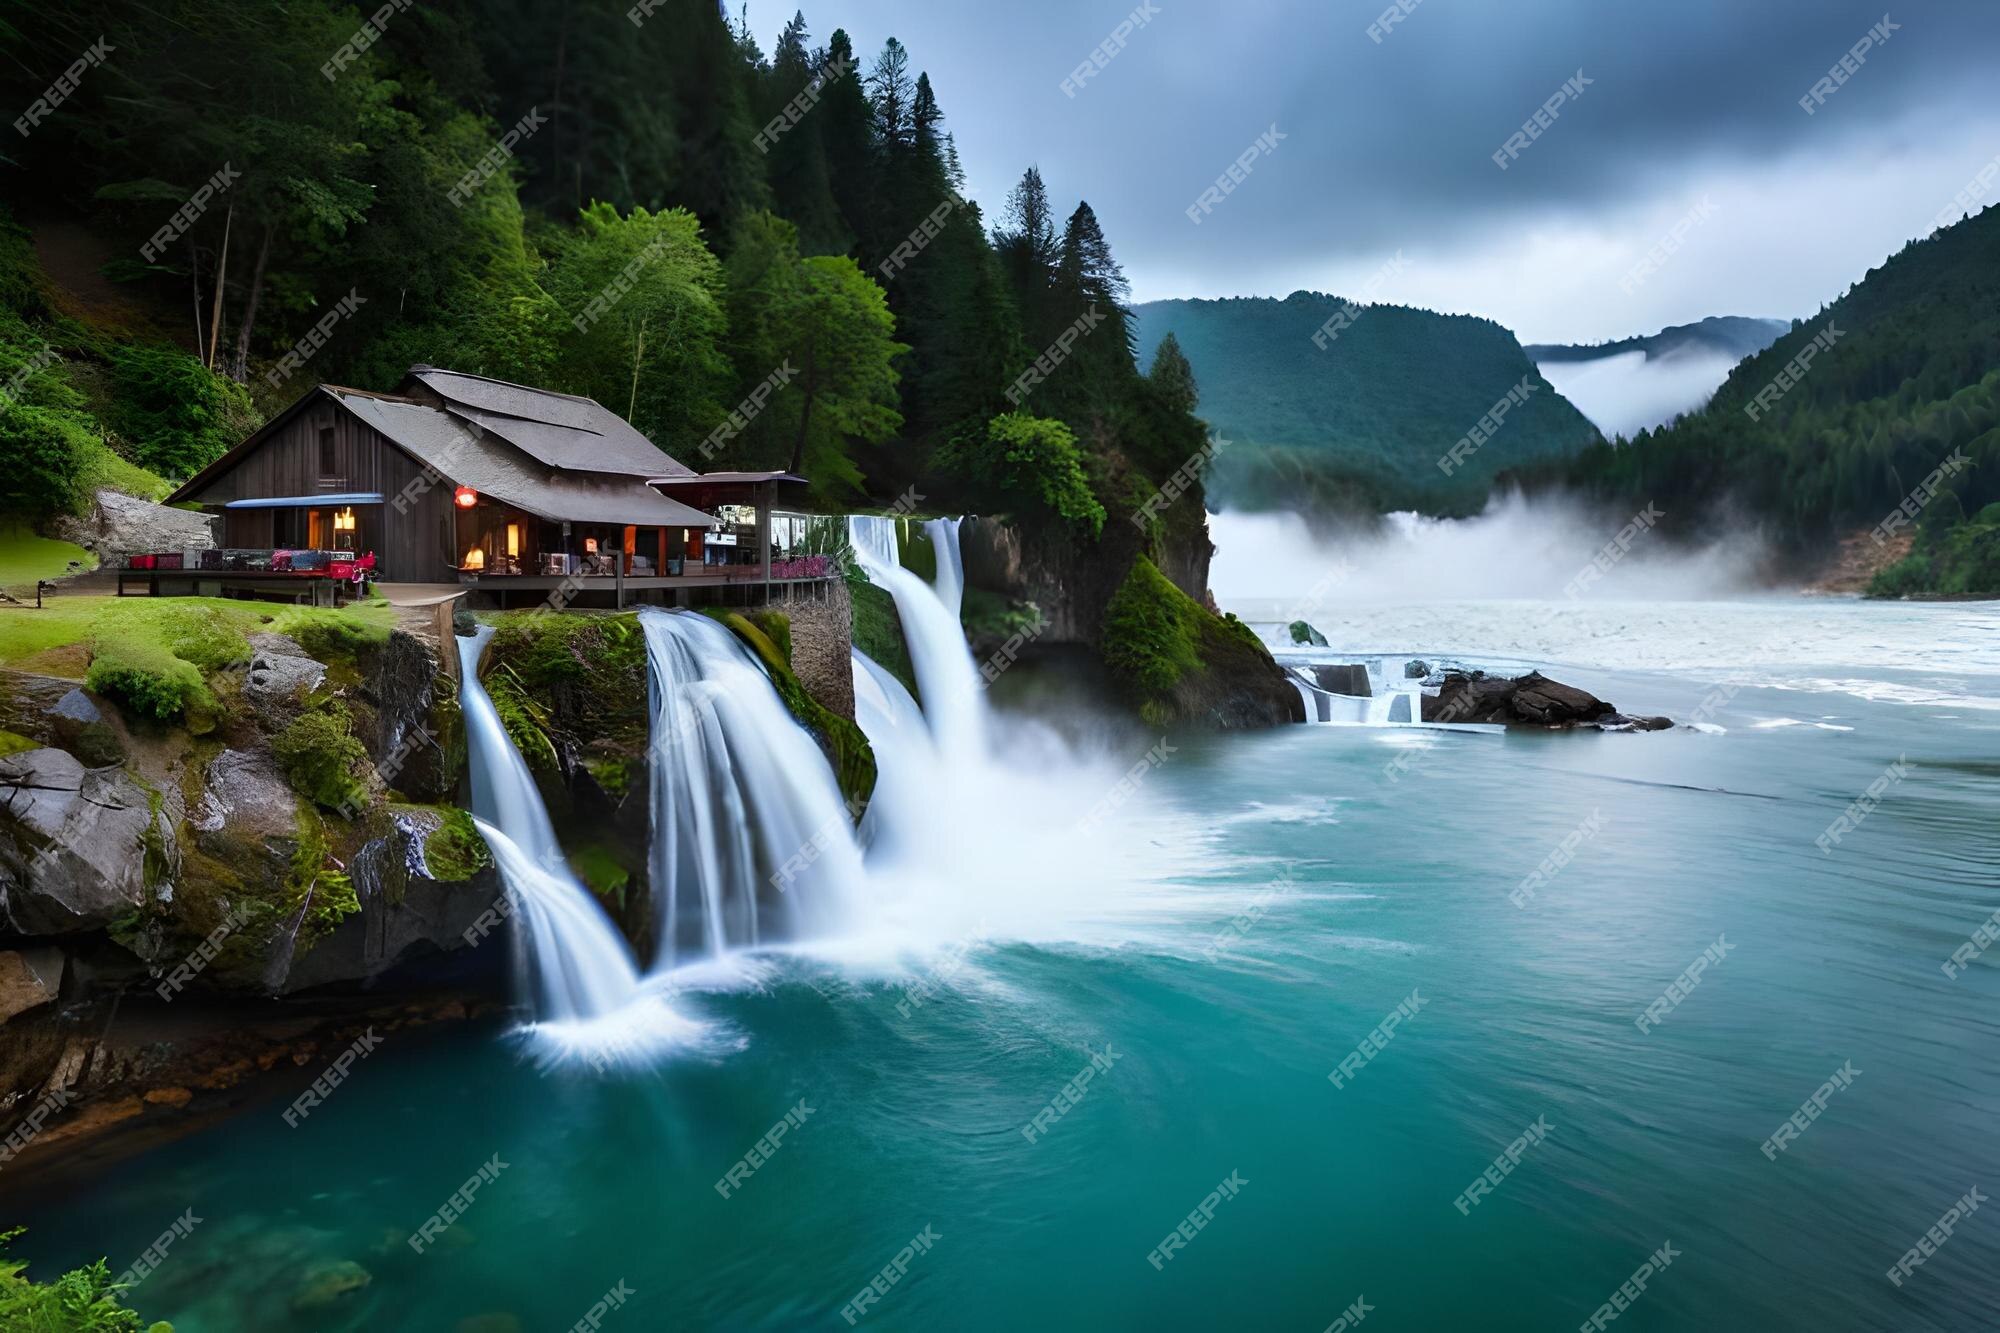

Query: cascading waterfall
<box><xmin>848</xmin><ymin>515</ymin><xmax>987</xmax><ymax>758</ymax></box>
<box><xmin>639</xmin><ymin>609</ymin><xmax>866</xmax><ymax>968</ymax></box>
<box><xmin>838</xmin><ymin>518</ymin><xmax>1213</xmax><ymax>952</ymax></box>
<box><xmin>924</xmin><ymin>517</ymin><xmax>966</xmax><ymax>620</ymax></box>
<box><xmin>456</xmin><ymin>628</ymin><xmax>689</xmax><ymax>1063</ymax></box>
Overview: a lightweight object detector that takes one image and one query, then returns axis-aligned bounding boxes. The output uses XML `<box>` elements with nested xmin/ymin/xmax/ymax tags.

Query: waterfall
<box><xmin>924</xmin><ymin>517</ymin><xmax>966</xmax><ymax>621</ymax></box>
<box><xmin>456</xmin><ymin>627</ymin><xmax>689</xmax><ymax>1064</ymax></box>
<box><xmin>847</xmin><ymin>516</ymin><xmax>987</xmax><ymax>757</ymax></box>
<box><xmin>639</xmin><ymin>609</ymin><xmax>866</xmax><ymax>968</ymax></box>
<box><xmin>842</xmin><ymin>519</ymin><xmax>1209</xmax><ymax>950</ymax></box>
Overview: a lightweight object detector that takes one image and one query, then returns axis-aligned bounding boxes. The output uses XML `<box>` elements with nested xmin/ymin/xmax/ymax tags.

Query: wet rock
<box><xmin>0</xmin><ymin>748</ymin><xmax>172</xmax><ymax>935</ymax></box>
<box><xmin>1596</xmin><ymin>712</ymin><xmax>1675</xmax><ymax>732</ymax></box>
<box><xmin>0</xmin><ymin>947</ymin><xmax>63</xmax><ymax>1023</ymax></box>
<box><xmin>291</xmin><ymin>1260</ymin><xmax>372</xmax><ymax>1315</ymax></box>
<box><xmin>200</xmin><ymin>749</ymin><xmax>299</xmax><ymax>841</ymax></box>
<box><xmin>275</xmin><ymin>811</ymin><xmax>500</xmax><ymax>993</ymax></box>
<box><xmin>1403</xmin><ymin>659</ymin><xmax>1432</xmax><ymax>678</ymax></box>
<box><xmin>1423</xmin><ymin>670</ymin><xmax>1666</xmax><ymax>730</ymax></box>
<box><xmin>1312</xmin><ymin>664</ymin><xmax>1371</xmax><ymax>697</ymax></box>
<box><xmin>1289</xmin><ymin>620</ymin><xmax>1330</xmax><ymax>647</ymax></box>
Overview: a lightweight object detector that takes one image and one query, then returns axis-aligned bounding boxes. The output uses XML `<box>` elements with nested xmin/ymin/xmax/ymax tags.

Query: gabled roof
<box><xmin>403</xmin><ymin>366</ymin><xmax>697</xmax><ymax>480</ymax></box>
<box><xmin>331</xmin><ymin>391</ymin><xmax>715</xmax><ymax>529</ymax></box>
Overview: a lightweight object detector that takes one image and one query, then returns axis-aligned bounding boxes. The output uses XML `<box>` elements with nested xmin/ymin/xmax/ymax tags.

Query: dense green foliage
<box><xmin>1099</xmin><ymin>556</ymin><xmax>1280</xmax><ymax>727</ymax></box>
<box><xmin>104</xmin><ymin>344</ymin><xmax>257</xmax><ymax>478</ymax></box>
<box><xmin>1871</xmin><ymin>501</ymin><xmax>2000</xmax><ymax>597</ymax></box>
<box><xmin>0</xmin><ymin>1230</ymin><xmax>167</xmax><ymax>1332</ymax></box>
<box><xmin>938</xmin><ymin>413</ymin><xmax>1105</xmax><ymax>536</ymax></box>
<box><xmin>0</xmin><ymin>0</ymin><xmax>1215</xmax><ymax>528</ymax></box>
<box><xmin>1527</xmin><ymin>206</ymin><xmax>2000</xmax><ymax>593</ymax></box>
<box><xmin>1132</xmin><ymin>293</ymin><xmax>1602</xmax><ymax>515</ymax></box>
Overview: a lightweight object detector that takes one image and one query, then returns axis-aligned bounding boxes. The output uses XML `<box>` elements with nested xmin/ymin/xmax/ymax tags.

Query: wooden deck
<box><xmin>450</xmin><ymin>567</ymin><xmax>840</xmax><ymax>609</ymax></box>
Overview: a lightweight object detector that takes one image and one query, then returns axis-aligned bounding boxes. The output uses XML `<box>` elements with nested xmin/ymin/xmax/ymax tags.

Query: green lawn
<box><xmin>0</xmin><ymin>525</ymin><xmax>94</xmax><ymax>597</ymax></box>
<box><xmin>0</xmin><ymin>593</ymin><xmax>399</xmax><ymax>679</ymax></box>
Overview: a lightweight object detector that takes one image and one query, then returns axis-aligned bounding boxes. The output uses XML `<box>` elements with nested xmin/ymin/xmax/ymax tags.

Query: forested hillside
<box><xmin>0</xmin><ymin>0</ymin><xmax>1209</xmax><ymax>549</ymax></box>
<box><xmin>1133</xmin><ymin>293</ymin><xmax>1602</xmax><ymax>516</ymax></box>
<box><xmin>1520</xmin><ymin>205</ymin><xmax>2000</xmax><ymax>595</ymax></box>
<box><xmin>1524</xmin><ymin>315</ymin><xmax>1787</xmax><ymax>364</ymax></box>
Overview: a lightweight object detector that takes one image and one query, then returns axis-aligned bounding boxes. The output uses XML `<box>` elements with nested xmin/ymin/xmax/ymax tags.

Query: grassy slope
<box><xmin>0</xmin><ymin>525</ymin><xmax>95</xmax><ymax>596</ymax></box>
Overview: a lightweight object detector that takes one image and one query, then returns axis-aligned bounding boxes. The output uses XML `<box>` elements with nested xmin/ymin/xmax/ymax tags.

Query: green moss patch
<box><xmin>746</xmin><ymin>609</ymin><xmax>793</xmax><ymax>666</ymax></box>
<box><xmin>0</xmin><ymin>729</ymin><xmax>40</xmax><ymax>758</ymax></box>
<box><xmin>273</xmin><ymin>703</ymin><xmax>370</xmax><ymax>814</ymax></box>
<box><xmin>415</xmin><ymin>805</ymin><xmax>492</xmax><ymax>882</ymax></box>
<box><xmin>568</xmin><ymin>843</ymin><xmax>632</xmax><ymax>908</ymax></box>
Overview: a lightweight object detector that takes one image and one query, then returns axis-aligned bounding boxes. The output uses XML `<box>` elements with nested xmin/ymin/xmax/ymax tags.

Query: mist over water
<box><xmin>1535</xmin><ymin>347</ymin><xmax>1742</xmax><ymax>440</ymax></box>
<box><xmin>1207</xmin><ymin>492</ymin><xmax>1770</xmax><ymax>615</ymax></box>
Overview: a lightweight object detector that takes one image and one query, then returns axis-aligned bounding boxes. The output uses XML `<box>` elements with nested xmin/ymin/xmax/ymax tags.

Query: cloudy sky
<box><xmin>750</xmin><ymin>0</ymin><xmax>2000</xmax><ymax>344</ymax></box>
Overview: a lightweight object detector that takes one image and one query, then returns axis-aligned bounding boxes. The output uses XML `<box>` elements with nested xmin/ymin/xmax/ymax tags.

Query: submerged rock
<box><xmin>290</xmin><ymin>1260</ymin><xmax>372</xmax><ymax>1314</ymax></box>
<box><xmin>1422</xmin><ymin>670</ymin><xmax>1669</xmax><ymax>731</ymax></box>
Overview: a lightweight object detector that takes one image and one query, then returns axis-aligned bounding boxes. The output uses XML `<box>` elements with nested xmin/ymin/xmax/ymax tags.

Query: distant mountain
<box><xmin>1524</xmin><ymin>316</ymin><xmax>1788</xmax><ymax>364</ymax></box>
<box><xmin>1526</xmin><ymin>205</ymin><xmax>2000</xmax><ymax>594</ymax></box>
<box><xmin>1525</xmin><ymin>317</ymin><xmax>1790</xmax><ymax>441</ymax></box>
<box><xmin>1133</xmin><ymin>293</ymin><xmax>1601</xmax><ymax>516</ymax></box>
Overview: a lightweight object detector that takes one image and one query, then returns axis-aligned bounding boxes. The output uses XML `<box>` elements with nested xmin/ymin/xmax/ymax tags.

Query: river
<box><xmin>10</xmin><ymin>591</ymin><xmax>2000</xmax><ymax>1331</ymax></box>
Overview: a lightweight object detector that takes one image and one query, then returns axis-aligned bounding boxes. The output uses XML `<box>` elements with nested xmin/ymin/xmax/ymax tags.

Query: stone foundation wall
<box><xmin>779</xmin><ymin>579</ymin><xmax>856</xmax><ymax>721</ymax></box>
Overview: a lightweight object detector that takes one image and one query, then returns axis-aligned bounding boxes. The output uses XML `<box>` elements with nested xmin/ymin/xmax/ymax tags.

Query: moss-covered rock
<box><xmin>1100</xmin><ymin>556</ymin><xmax>1303</xmax><ymax>728</ymax></box>
<box><xmin>705</xmin><ymin>610</ymin><xmax>877</xmax><ymax>813</ymax></box>
<box><xmin>746</xmin><ymin>609</ymin><xmax>793</xmax><ymax>666</ymax></box>
<box><xmin>411</xmin><ymin>804</ymin><xmax>491</xmax><ymax>883</ymax></box>
<box><xmin>273</xmin><ymin>703</ymin><xmax>370</xmax><ymax>814</ymax></box>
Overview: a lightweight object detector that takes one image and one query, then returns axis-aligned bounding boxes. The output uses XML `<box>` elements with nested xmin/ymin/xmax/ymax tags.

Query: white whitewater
<box><xmin>639</xmin><ymin>609</ymin><xmax>866</xmax><ymax>968</ymax></box>
<box><xmin>848</xmin><ymin>515</ymin><xmax>987</xmax><ymax>758</ymax></box>
<box><xmin>456</xmin><ymin>628</ymin><xmax>693</xmax><ymax>1064</ymax></box>
<box><xmin>840</xmin><ymin>521</ymin><xmax>1223</xmax><ymax>955</ymax></box>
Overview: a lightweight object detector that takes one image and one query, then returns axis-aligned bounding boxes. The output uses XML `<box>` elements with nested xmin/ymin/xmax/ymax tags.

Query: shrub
<box><xmin>85</xmin><ymin>656</ymin><xmax>209</xmax><ymax>724</ymax></box>
<box><xmin>0</xmin><ymin>1228</ymin><xmax>168</xmax><ymax>1332</ymax></box>
<box><xmin>273</xmin><ymin>707</ymin><xmax>370</xmax><ymax>814</ymax></box>
<box><xmin>0</xmin><ymin>401</ymin><xmax>89</xmax><ymax>518</ymax></box>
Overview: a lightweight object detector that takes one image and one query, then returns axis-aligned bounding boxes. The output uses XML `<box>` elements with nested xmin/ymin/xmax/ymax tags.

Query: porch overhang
<box><xmin>223</xmin><ymin>492</ymin><xmax>385</xmax><ymax>509</ymax></box>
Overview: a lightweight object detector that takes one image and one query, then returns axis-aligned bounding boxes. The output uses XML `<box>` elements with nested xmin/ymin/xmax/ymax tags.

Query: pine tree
<box><xmin>1148</xmin><ymin>333</ymin><xmax>1199</xmax><ymax>416</ymax></box>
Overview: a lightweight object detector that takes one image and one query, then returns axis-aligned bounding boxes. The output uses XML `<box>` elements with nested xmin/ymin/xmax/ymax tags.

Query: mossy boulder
<box><xmin>1100</xmin><ymin>556</ymin><xmax>1303</xmax><ymax>728</ymax></box>
<box><xmin>482</xmin><ymin>612</ymin><xmax>650</xmax><ymax>777</ymax></box>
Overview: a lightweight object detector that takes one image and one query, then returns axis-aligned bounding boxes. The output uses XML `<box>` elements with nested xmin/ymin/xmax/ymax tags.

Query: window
<box><xmin>318</xmin><ymin>425</ymin><xmax>337</xmax><ymax>480</ymax></box>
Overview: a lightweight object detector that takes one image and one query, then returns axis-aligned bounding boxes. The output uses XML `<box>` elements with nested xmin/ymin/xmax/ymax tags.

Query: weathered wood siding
<box><xmin>183</xmin><ymin>393</ymin><xmax>456</xmax><ymax>581</ymax></box>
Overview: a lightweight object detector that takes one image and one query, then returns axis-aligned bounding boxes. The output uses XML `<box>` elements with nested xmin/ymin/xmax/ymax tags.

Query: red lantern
<box><xmin>454</xmin><ymin>486</ymin><xmax>478</xmax><ymax>509</ymax></box>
